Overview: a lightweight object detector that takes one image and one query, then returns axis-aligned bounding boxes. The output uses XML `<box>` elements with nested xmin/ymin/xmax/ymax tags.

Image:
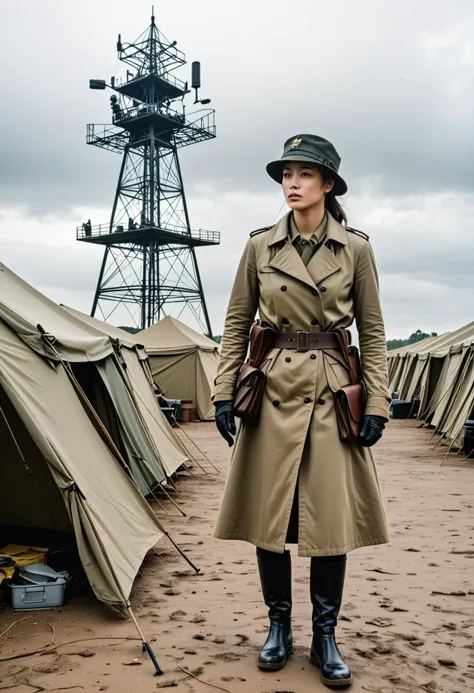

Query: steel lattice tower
<box><xmin>77</xmin><ymin>12</ymin><xmax>218</xmax><ymax>334</ymax></box>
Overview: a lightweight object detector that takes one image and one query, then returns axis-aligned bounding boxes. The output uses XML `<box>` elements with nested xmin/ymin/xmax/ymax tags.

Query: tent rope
<box><xmin>0</xmin><ymin>403</ymin><xmax>33</xmax><ymax>476</ymax></box>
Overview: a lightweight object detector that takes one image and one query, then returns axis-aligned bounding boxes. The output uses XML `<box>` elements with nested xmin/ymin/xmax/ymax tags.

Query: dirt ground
<box><xmin>0</xmin><ymin>420</ymin><xmax>473</xmax><ymax>693</ymax></box>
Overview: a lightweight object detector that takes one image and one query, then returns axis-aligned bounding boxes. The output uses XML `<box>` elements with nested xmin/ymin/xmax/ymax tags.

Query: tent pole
<box><xmin>128</xmin><ymin>606</ymin><xmax>163</xmax><ymax>675</ymax></box>
<box><xmin>175</xmin><ymin>422</ymin><xmax>221</xmax><ymax>474</ymax></box>
<box><xmin>78</xmin><ymin>493</ymin><xmax>164</xmax><ymax>676</ymax></box>
<box><xmin>155</xmin><ymin>483</ymin><xmax>187</xmax><ymax>517</ymax></box>
<box><xmin>174</xmin><ymin>426</ymin><xmax>209</xmax><ymax>474</ymax></box>
<box><xmin>439</xmin><ymin>438</ymin><xmax>457</xmax><ymax>467</ymax></box>
<box><xmin>165</xmin><ymin>532</ymin><xmax>200</xmax><ymax>574</ymax></box>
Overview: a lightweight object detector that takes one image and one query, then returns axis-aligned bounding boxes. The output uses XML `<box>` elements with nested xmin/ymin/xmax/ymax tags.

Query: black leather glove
<box><xmin>215</xmin><ymin>400</ymin><xmax>236</xmax><ymax>447</ymax></box>
<box><xmin>358</xmin><ymin>415</ymin><xmax>388</xmax><ymax>447</ymax></box>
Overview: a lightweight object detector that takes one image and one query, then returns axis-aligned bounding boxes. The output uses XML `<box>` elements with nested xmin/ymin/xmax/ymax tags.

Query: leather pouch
<box><xmin>333</xmin><ymin>328</ymin><xmax>367</xmax><ymax>443</ymax></box>
<box><xmin>234</xmin><ymin>323</ymin><xmax>274</xmax><ymax>421</ymax></box>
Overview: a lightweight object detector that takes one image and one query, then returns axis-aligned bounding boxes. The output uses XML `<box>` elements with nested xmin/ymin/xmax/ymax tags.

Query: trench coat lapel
<box><xmin>267</xmin><ymin>212</ymin><xmax>349</xmax><ymax>290</ymax></box>
<box><xmin>306</xmin><ymin>213</ymin><xmax>347</xmax><ymax>285</ymax></box>
<box><xmin>267</xmin><ymin>214</ymin><xmax>317</xmax><ymax>290</ymax></box>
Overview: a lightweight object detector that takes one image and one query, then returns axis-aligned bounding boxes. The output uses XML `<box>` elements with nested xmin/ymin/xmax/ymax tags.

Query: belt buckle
<box><xmin>296</xmin><ymin>331</ymin><xmax>309</xmax><ymax>352</ymax></box>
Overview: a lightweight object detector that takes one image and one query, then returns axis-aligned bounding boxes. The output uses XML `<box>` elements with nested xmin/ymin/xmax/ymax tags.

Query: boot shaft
<box><xmin>256</xmin><ymin>547</ymin><xmax>292</xmax><ymax>622</ymax></box>
<box><xmin>310</xmin><ymin>554</ymin><xmax>347</xmax><ymax>632</ymax></box>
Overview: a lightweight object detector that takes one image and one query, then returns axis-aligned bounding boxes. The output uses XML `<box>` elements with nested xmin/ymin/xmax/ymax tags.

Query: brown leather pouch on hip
<box><xmin>234</xmin><ymin>323</ymin><xmax>274</xmax><ymax>421</ymax></box>
<box><xmin>333</xmin><ymin>328</ymin><xmax>367</xmax><ymax>443</ymax></box>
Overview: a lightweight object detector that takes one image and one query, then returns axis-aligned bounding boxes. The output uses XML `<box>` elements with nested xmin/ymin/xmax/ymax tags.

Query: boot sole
<box><xmin>257</xmin><ymin>643</ymin><xmax>293</xmax><ymax>671</ymax></box>
<box><xmin>310</xmin><ymin>653</ymin><xmax>353</xmax><ymax>687</ymax></box>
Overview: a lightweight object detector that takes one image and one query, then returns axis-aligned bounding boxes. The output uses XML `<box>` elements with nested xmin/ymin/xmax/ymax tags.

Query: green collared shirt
<box><xmin>289</xmin><ymin>211</ymin><xmax>328</xmax><ymax>266</ymax></box>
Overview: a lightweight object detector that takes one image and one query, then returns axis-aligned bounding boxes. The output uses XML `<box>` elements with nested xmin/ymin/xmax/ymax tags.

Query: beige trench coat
<box><xmin>213</xmin><ymin>212</ymin><xmax>390</xmax><ymax>556</ymax></box>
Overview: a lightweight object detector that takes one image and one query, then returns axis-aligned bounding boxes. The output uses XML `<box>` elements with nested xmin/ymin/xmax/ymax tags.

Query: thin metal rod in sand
<box><xmin>165</xmin><ymin>532</ymin><xmax>200</xmax><ymax>574</ymax></box>
<box><xmin>174</xmin><ymin>426</ymin><xmax>209</xmax><ymax>474</ymax></box>
<box><xmin>155</xmin><ymin>483</ymin><xmax>187</xmax><ymax>517</ymax></box>
<box><xmin>175</xmin><ymin>422</ymin><xmax>220</xmax><ymax>474</ymax></box>
<box><xmin>440</xmin><ymin>438</ymin><xmax>457</xmax><ymax>466</ymax></box>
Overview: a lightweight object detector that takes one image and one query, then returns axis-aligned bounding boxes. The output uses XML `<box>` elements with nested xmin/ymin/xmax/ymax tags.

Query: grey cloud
<box><xmin>1</xmin><ymin>0</ymin><xmax>474</xmax><ymax>216</ymax></box>
<box><xmin>1</xmin><ymin>0</ymin><xmax>474</xmax><ymax>339</ymax></box>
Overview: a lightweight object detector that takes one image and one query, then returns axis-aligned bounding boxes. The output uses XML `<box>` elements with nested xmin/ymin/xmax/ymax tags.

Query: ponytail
<box><xmin>320</xmin><ymin>168</ymin><xmax>347</xmax><ymax>225</ymax></box>
<box><xmin>324</xmin><ymin>190</ymin><xmax>347</xmax><ymax>225</ymax></box>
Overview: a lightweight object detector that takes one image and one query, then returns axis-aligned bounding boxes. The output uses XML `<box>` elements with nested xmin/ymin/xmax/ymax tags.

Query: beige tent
<box><xmin>387</xmin><ymin>319</ymin><xmax>474</xmax><ymax>448</ymax></box>
<box><xmin>62</xmin><ymin>306</ymin><xmax>191</xmax><ymax>477</ymax></box>
<box><xmin>137</xmin><ymin>316</ymin><xmax>219</xmax><ymax>421</ymax></box>
<box><xmin>0</xmin><ymin>263</ymin><xmax>168</xmax><ymax>496</ymax></box>
<box><xmin>388</xmin><ymin>334</ymin><xmax>444</xmax><ymax>397</ymax></box>
<box><xmin>0</xmin><ymin>302</ymin><xmax>164</xmax><ymax>606</ymax></box>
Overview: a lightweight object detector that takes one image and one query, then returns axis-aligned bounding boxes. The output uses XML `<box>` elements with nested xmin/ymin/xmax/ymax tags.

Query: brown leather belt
<box><xmin>273</xmin><ymin>331</ymin><xmax>339</xmax><ymax>352</ymax></box>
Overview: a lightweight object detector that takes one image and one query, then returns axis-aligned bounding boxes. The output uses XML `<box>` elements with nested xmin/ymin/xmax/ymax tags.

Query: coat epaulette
<box><xmin>346</xmin><ymin>226</ymin><xmax>369</xmax><ymax>241</ymax></box>
<box><xmin>250</xmin><ymin>225</ymin><xmax>273</xmax><ymax>238</ymax></box>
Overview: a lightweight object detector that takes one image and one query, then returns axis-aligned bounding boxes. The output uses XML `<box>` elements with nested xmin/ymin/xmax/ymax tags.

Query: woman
<box><xmin>213</xmin><ymin>134</ymin><xmax>390</xmax><ymax>689</ymax></box>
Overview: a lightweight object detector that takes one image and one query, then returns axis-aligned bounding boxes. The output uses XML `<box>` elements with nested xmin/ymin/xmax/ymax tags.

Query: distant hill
<box><xmin>387</xmin><ymin>329</ymin><xmax>437</xmax><ymax>351</ymax></box>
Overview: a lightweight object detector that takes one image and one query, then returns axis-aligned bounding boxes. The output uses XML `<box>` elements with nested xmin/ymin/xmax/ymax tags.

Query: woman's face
<box><xmin>282</xmin><ymin>162</ymin><xmax>334</xmax><ymax>211</ymax></box>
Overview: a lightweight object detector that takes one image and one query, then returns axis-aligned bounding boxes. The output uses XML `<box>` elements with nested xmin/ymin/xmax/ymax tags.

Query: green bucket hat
<box><xmin>266</xmin><ymin>134</ymin><xmax>347</xmax><ymax>196</ymax></box>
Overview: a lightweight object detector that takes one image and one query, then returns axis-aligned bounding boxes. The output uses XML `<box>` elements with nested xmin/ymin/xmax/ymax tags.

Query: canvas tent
<box><xmin>137</xmin><ymin>316</ymin><xmax>219</xmax><ymax>421</ymax></box>
<box><xmin>387</xmin><ymin>320</ymin><xmax>474</xmax><ymax>448</ymax></box>
<box><xmin>0</xmin><ymin>263</ymin><xmax>168</xmax><ymax>497</ymax></box>
<box><xmin>63</xmin><ymin>306</ymin><xmax>190</xmax><ymax>477</ymax></box>
<box><xmin>0</xmin><ymin>267</ymin><xmax>165</xmax><ymax>605</ymax></box>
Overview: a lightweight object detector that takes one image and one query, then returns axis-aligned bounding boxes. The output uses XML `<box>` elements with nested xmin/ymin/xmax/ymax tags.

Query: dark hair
<box><xmin>320</xmin><ymin>169</ymin><xmax>347</xmax><ymax>225</ymax></box>
<box><xmin>324</xmin><ymin>189</ymin><xmax>347</xmax><ymax>225</ymax></box>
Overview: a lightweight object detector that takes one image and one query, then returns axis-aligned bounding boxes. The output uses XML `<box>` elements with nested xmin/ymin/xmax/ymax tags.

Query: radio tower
<box><xmin>77</xmin><ymin>10</ymin><xmax>219</xmax><ymax>335</ymax></box>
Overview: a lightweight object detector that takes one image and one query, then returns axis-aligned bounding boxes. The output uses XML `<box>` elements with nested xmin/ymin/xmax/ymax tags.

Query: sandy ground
<box><xmin>0</xmin><ymin>420</ymin><xmax>473</xmax><ymax>693</ymax></box>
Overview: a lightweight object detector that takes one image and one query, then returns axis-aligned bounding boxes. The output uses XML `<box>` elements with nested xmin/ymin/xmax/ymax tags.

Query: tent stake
<box><xmin>128</xmin><ymin>605</ymin><xmax>163</xmax><ymax>675</ymax></box>
<box><xmin>175</xmin><ymin>423</ymin><xmax>221</xmax><ymax>474</ymax></box>
<box><xmin>165</xmin><ymin>533</ymin><xmax>200</xmax><ymax>574</ymax></box>
<box><xmin>158</xmin><ymin>483</ymin><xmax>187</xmax><ymax>517</ymax></box>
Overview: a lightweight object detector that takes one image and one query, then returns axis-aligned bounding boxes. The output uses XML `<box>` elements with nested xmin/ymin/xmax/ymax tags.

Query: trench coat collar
<box><xmin>267</xmin><ymin>212</ymin><xmax>347</xmax><ymax>289</ymax></box>
<box><xmin>267</xmin><ymin>211</ymin><xmax>348</xmax><ymax>248</ymax></box>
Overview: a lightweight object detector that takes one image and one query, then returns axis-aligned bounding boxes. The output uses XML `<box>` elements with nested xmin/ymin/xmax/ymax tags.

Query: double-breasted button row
<box><xmin>274</xmin><ymin>397</ymin><xmax>325</xmax><ymax>406</ymax></box>
<box><xmin>281</xmin><ymin>285</ymin><xmax>287</xmax><ymax>292</ymax></box>
<box><xmin>311</xmin><ymin>319</ymin><xmax>319</xmax><ymax>326</ymax></box>
<box><xmin>284</xmin><ymin>355</ymin><xmax>317</xmax><ymax>362</ymax></box>
<box><xmin>282</xmin><ymin>317</ymin><xmax>289</xmax><ymax>325</ymax></box>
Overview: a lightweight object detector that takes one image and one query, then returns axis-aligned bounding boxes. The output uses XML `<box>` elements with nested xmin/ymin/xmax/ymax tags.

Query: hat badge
<box><xmin>290</xmin><ymin>137</ymin><xmax>302</xmax><ymax>149</ymax></box>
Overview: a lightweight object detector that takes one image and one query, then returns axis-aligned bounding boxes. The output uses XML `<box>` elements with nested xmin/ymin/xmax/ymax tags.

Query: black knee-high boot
<box><xmin>256</xmin><ymin>547</ymin><xmax>292</xmax><ymax>670</ymax></box>
<box><xmin>310</xmin><ymin>554</ymin><xmax>352</xmax><ymax>688</ymax></box>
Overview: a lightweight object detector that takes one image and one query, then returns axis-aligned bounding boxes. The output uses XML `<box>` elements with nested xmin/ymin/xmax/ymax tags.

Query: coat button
<box><xmin>320</xmin><ymin>286</ymin><xmax>327</xmax><ymax>293</ymax></box>
<box><xmin>325</xmin><ymin>241</ymin><xmax>331</xmax><ymax>248</ymax></box>
<box><xmin>281</xmin><ymin>285</ymin><xmax>287</xmax><ymax>292</ymax></box>
<box><xmin>304</xmin><ymin>397</ymin><xmax>312</xmax><ymax>404</ymax></box>
<box><xmin>311</xmin><ymin>318</ymin><xmax>319</xmax><ymax>325</ymax></box>
<box><xmin>310</xmin><ymin>354</ymin><xmax>317</xmax><ymax>360</ymax></box>
<box><xmin>273</xmin><ymin>400</ymin><xmax>280</xmax><ymax>407</ymax></box>
<box><xmin>318</xmin><ymin>398</ymin><xmax>325</xmax><ymax>405</ymax></box>
<box><xmin>282</xmin><ymin>317</ymin><xmax>289</xmax><ymax>325</ymax></box>
<box><xmin>285</xmin><ymin>357</ymin><xmax>291</xmax><ymax>363</ymax></box>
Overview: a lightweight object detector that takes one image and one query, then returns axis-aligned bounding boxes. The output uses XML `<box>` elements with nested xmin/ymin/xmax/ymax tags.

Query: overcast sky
<box><xmin>0</xmin><ymin>0</ymin><xmax>473</xmax><ymax>338</ymax></box>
